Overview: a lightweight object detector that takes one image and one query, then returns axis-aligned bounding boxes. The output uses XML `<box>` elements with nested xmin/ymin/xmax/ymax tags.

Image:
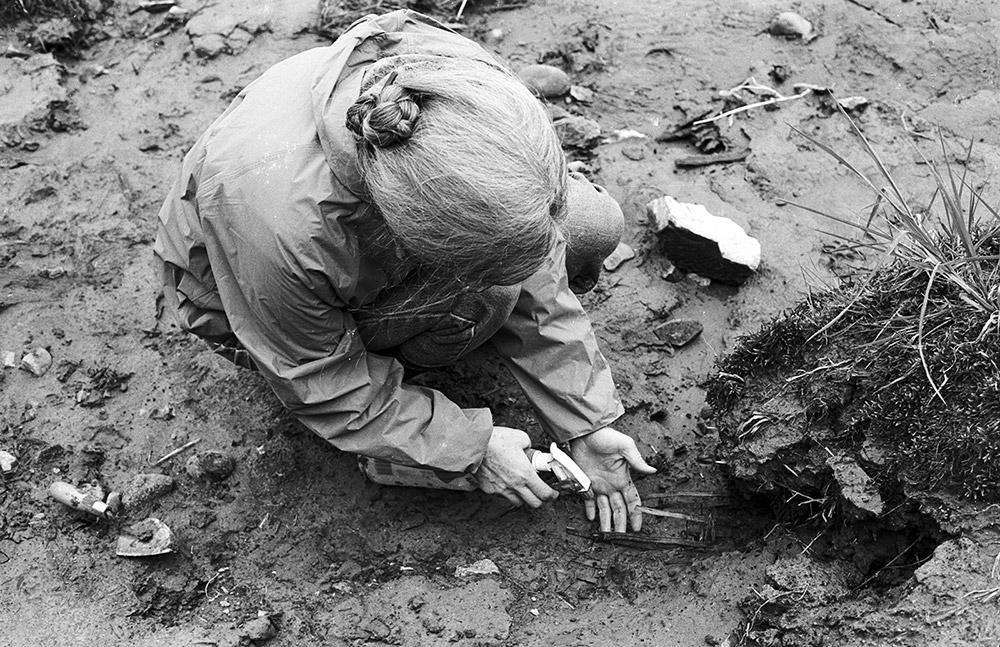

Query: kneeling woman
<box><xmin>154</xmin><ymin>10</ymin><xmax>655</xmax><ymax>532</ymax></box>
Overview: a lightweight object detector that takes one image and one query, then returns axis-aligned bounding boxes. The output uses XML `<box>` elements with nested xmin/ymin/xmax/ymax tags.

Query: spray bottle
<box><xmin>358</xmin><ymin>443</ymin><xmax>592</xmax><ymax>495</ymax></box>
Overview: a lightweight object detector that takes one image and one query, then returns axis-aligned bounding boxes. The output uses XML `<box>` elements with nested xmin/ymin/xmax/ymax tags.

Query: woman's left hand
<box><xmin>569</xmin><ymin>427</ymin><xmax>657</xmax><ymax>532</ymax></box>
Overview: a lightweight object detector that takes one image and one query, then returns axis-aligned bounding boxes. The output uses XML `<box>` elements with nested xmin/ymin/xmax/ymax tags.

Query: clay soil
<box><xmin>2</xmin><ymin>1</ymin><xmax>999</xmax><ymax>646</ymax></box>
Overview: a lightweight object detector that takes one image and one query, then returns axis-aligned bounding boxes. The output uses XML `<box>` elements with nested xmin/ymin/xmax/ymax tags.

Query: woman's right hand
<box><xmin>474</xmin><ymin>426</ymin><xmax>559</xmax><ymax>507</ymax></box>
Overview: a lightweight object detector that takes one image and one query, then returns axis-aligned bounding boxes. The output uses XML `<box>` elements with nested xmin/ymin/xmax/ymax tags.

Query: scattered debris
<box><xmin>675</xmin><ymin>149</ymin><xmax>750</xmax><ymax>168</ymax></box>
<box><xmin>55</xmin><ymin>359</ymin><xmax>81</xmax><ymax>382</ymax></box>
<box><xmin>767</xmin><ymin>12</ymin><xmax>814</xmax><ymax>40</ymax></box>
<box><xmin>49</xmin><ymin>481</ymin><xmax>121</xmax><ymax>519</ymax></box>
<box><xmin>603</xmin><ymin>242</ymin><xmax>636</xmax><ymax>272</ymax></box>
<box><xmin>151</xmin><ymin>438</ymin><xmax>201</xmax><ymax>466</ymax></box>
<box><xmin>567</xmin><ymin>528</ymin><xmax>711</xmax><ymax>550</ymax></box>
<box><xmin>0</xmin><ymin>450</ymin><xmax>16</xmax><ymax>472</ymax></box>
<box><xmin>149</xmin><ymin>403</ymin><xmax>175</xmax><ymax>420</ymax></box>
<box><xmin>455</xmin><ymin>558</ymin><xmax>500</xmax><ymax>577</ymax></box>
<box><xmin>116</xmin><ymin>518</ymin><xmax>173</xmax><ymax>557</ymax></box>
<box><xmin>652</xmin><ymin>319</ymin><xmax>704</xmax><ymax>347</ymax></box>
<box><xmin>186</xmin><ymin>450</ymin><xmax>236</xmax><ymax>481</ymax></box>
<box><xmin>657</xmin><ymin>114</ymin><xmax>727</xmax><ymax>153</ymax></box>
<box><xmin>553</xmin><ymin>114</ymin><xmax>601</xmax><ymax>151</ymax></box>
<box><xmin>603</xmin><ymin>128</ymin><xmax>647</xmax><ymax>144</ymax></box>
<box><xmin>3</xmin><ymin>45</ymin><xmax>31</xmax><ymax>59</ymax></box>
<box><xmin>123</xmin><ymin>473</ymin><xmax>175</xmax><ymax>510</ymax></box>
<box><xmin>518</xmin><ymin>63</ymin><xmax>571</xmax><ymax>98</ymax></box>
<box><xmin>647</xmin><ymin>196</ymin><xmax>761</xmax><ymax>285</ymax></box>
<box><xmin>694</xmin><ymin>78</ymin><xmax>827</xmax><ymax>126</ymax></box>
<box><xmin>89</xmin><ymin>365</ymin><xmax>133</xmax><ymax>392</ymax></box>
<box><xmin>20</xmin><ymin>347</ymin><xmax>53</xmax><ymax>377</ymax></box>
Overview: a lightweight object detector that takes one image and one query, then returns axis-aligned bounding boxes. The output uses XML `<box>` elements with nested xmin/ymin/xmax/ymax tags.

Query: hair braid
<box><xmin>346</xmin><ymin>73</ymin><xmax>421</xmax><ymax>148</ymax></box>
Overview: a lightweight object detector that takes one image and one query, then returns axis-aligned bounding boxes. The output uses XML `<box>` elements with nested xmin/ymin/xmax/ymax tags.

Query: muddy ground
<box><xmin>2</xmin><ymin>0</ymin><xmax>999</xmax><ymax>645</ymax></box>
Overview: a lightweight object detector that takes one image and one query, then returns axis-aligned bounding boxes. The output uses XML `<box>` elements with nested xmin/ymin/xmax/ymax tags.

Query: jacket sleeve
<box><xmin>490</xmin><ymin>234</ymin><xmax>625</xmax><ymax>443</ymax></box>
<box><xmin>197</xmin><ymin>195</ymin><xmax>494</xmax><ymax>475</ymax></box>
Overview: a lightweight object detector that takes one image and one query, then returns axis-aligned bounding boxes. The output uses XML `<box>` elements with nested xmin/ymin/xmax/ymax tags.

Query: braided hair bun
<box><xmin>346</xmin><ymin>72</ymin><xmax>421</xmax><ymax>148</ymax></box>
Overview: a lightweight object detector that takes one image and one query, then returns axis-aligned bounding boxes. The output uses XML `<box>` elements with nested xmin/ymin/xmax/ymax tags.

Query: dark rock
<box><xmin>243</xmin><ymin>616</ymin><xmax>277</xmax><ymax>643</ymax></box>
<box><xmin>185</xmin><ymin>450</ymin><xmax>235</xmax><ymax>481</ymax></box>
<box><xmin>518</xmin><ymin>64</ymin><xmax>570</xmax><ymax>98</ymax></box>
<box><xmin>647</xmin><ymin>196</ymin><xmax>760</xmax><ymax>285</ymax></box>
<box><xmin>553</xmin><ymin>115</ymin><xmax>601</xmax><ymax>151</ymax></box>
<box><xmin>768</xmin><ymin>12</ymin><xmax>812</xmax><ymax>38</ymax></box>
<box><xmin>652</xmin><ymin>319</ymin><xmax>703</xmax><ymax>347</ymax></box>
<box><xmin>124</xmin><ymin>473</ymin><xmax>175</xmax><ymax>510</ymax></box>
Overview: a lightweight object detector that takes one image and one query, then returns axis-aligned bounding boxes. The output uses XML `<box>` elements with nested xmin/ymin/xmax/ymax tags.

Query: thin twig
<box><xmin>693</xmin><ymin>90</ymin><xmax>812</xmax><ymax>126</ymax></box>
<box><xmin>152</xmin><ymin>438</ymin><xmax>201</xmax><ymax>466</ymax></box>
<box><xmin>636</xmin><ymin>506</ymin><xmax>708</xmax><ymax>523</ymax></box>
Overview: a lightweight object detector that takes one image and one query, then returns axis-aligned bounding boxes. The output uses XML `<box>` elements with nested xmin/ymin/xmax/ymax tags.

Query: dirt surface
<box><xmin>2</xmin><ymin>1</ymin><xmax>1000</xmax><ymax>645</ymax></box>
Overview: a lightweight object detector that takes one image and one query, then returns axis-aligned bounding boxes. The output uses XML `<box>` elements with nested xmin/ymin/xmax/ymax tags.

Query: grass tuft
<box><xmin>708</xmin><ymin>107</ymin><xmax>1000</xmax><ymax>501</ymax></box>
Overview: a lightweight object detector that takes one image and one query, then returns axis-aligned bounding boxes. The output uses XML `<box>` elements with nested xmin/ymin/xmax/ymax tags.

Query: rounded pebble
<box><xmin>518</xmin><ymin>64</ymin><xmax>571</xmax><ymax>98</ymax></box>
<box><xmin>185</xmin><ymin>450</ymin><xmax>235</xmax><ymax>481</ymax></box>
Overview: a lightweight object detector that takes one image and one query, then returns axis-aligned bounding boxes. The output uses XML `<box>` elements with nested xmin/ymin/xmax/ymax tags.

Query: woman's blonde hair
<box><xmin>345</xmin><ymin>56</ymin><xmax>567</xmax><ymax>289</ymax></box>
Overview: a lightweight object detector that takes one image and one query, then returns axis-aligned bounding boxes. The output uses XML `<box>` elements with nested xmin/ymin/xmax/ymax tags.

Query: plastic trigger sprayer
<box><xmin>358</xmin><ymin>442</ymin><xmax>593</xmax><ymax>495</ymax></box>
<box><xmin>526</xmin><ymin>443</ymin><xmax>592</xmax><ymax>496</ymax></box>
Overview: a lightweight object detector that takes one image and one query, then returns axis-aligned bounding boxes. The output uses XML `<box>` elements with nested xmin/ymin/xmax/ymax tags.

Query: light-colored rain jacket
<box><xmin>154</xmin><ymin>10</ymin><xmax>624</xmax><ymax>474</ymax></box>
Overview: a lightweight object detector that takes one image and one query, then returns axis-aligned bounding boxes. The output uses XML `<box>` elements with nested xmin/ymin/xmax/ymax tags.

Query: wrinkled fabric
<box><xmin>154</xmin><ymin>10</ymin><xmax>624</xmax><ymax>474</ymax></box>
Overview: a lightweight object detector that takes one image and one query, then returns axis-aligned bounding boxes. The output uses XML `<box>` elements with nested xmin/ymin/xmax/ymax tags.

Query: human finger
<box><xmin>499</xmin><ymin>491</ymin><xmax>522</xmax><ymax>507</ymax></box>
<box><xmin>597</xmin><ymin>495</ymin><xmax>612</xmax><ymax>533</ymax></box>
<box><xmin>584</xmin><ymin>497</ymin><xmax>596</xmax><ymax>522</ymax></box>
<box><xmin>624</xmin><ymin>482</ymin><xmax>644</xmax><ymax>531</ymax></box>
<box><xmin>622</xmin><ymin>440</ymin><xmax>658</xmax><ymax>475</ymax></box>
<box><xmin>523</xmin><ymin>473</ymin><xmax>559</xmax><ymax>504</ymax></box>
<box><xmin>609</xmin><ymin>491</ymin><xmax>628</xmax><ymax>533</ymax></box>
<box><xmin>513</xmin><ymin>484</ymin><xmax>545</xmax><ymax>509</ymax></box>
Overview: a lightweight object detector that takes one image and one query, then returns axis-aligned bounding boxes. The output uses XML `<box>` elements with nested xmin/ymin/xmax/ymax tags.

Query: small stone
<box><xmin>455</xmin><ymin>558</ymin><xmax>500</xmax><ymax>577</ymax></box>
<box><xmin>150</xmin><ymin>404</ymin><xmax>174</xmax><ymax>420</ymax></box>
<box><xmin>685</xmin><ymin>272</ymin><xmax>712</xmax><ymax>288</ymax></box>
<box><xmin>123</xmin><ymin>473</ymin><xmax>175</xmax><ymax>510</ymax></box>
<box><xmin>186</xmin><ymin>450</ymin><xmax>235</xmax><ymax>481</ymax></box>
<box><xmin>827</xmin><ymin>456</ymin><xmax>884</xmax><ymax>517</ymax></box>
<box><xmin>243</xmin><ymin>617</ymin><xmax>277</xmax><ymax>643</ymax></box>
<box><xmin>569</xmin><ymin>85</ymin><xmax>594</xmax><ymax>103</ymax></box>
<box><xmin>652</xmin><ymin>319</ymin><xmax>703</xmax><ymax>347</ymax></box>
<box><xmin>2</xmin><ymin>351</ymin><xmax>16</xmax><ymax>368</ymax></box>
<box><xmin>553</xmin><ymin>115</ymin><xmax>601</xmax><ymax>151</ymax></box>
<box><xmin>483</xmin><ymin>28</ymin><xmax>505</xmax><ymax>45</ymax></box>
<box><xmin>836</xmin><ymin>95</ymin><xmax>869</xmax><ymax>112</ymax></box>
<box><xmin>768</xmin><ymin>12</ymin><xmax>812</xmax><ymax>38</ymax></box>
<box><xmin>518</xmin><ymin>64</ymin><xmax>571</xmax><ymax>98</ymax></box>
<box><xmin>603</xmin><ymin>242</ymin><xmax>636</xmax><ymax>272</ymax></box>
<box><xmin>20</xmin><ymin>347</ymin><xmax>53</xmax><ymax>377</ymax></box>
<box><xmin>647</xmin><ymin>196</ymin><xmax>761</xmax><ymax>285</ymax></box>
<box><xmin>0</xmin><ymin>450</ymin><xmax>16</xmax><ymax>472</ymax></box>
<box><xmin>622</xmin><ymin>145</ymin><xmax>646</xmax><ymax>161</ymax></box>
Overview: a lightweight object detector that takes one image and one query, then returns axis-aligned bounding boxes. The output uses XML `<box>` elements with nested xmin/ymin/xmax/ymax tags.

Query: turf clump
<box><xmin>708</xmin><ymin>116</ymin><xmax>1000</xmax><ymax>514</ymax></box>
